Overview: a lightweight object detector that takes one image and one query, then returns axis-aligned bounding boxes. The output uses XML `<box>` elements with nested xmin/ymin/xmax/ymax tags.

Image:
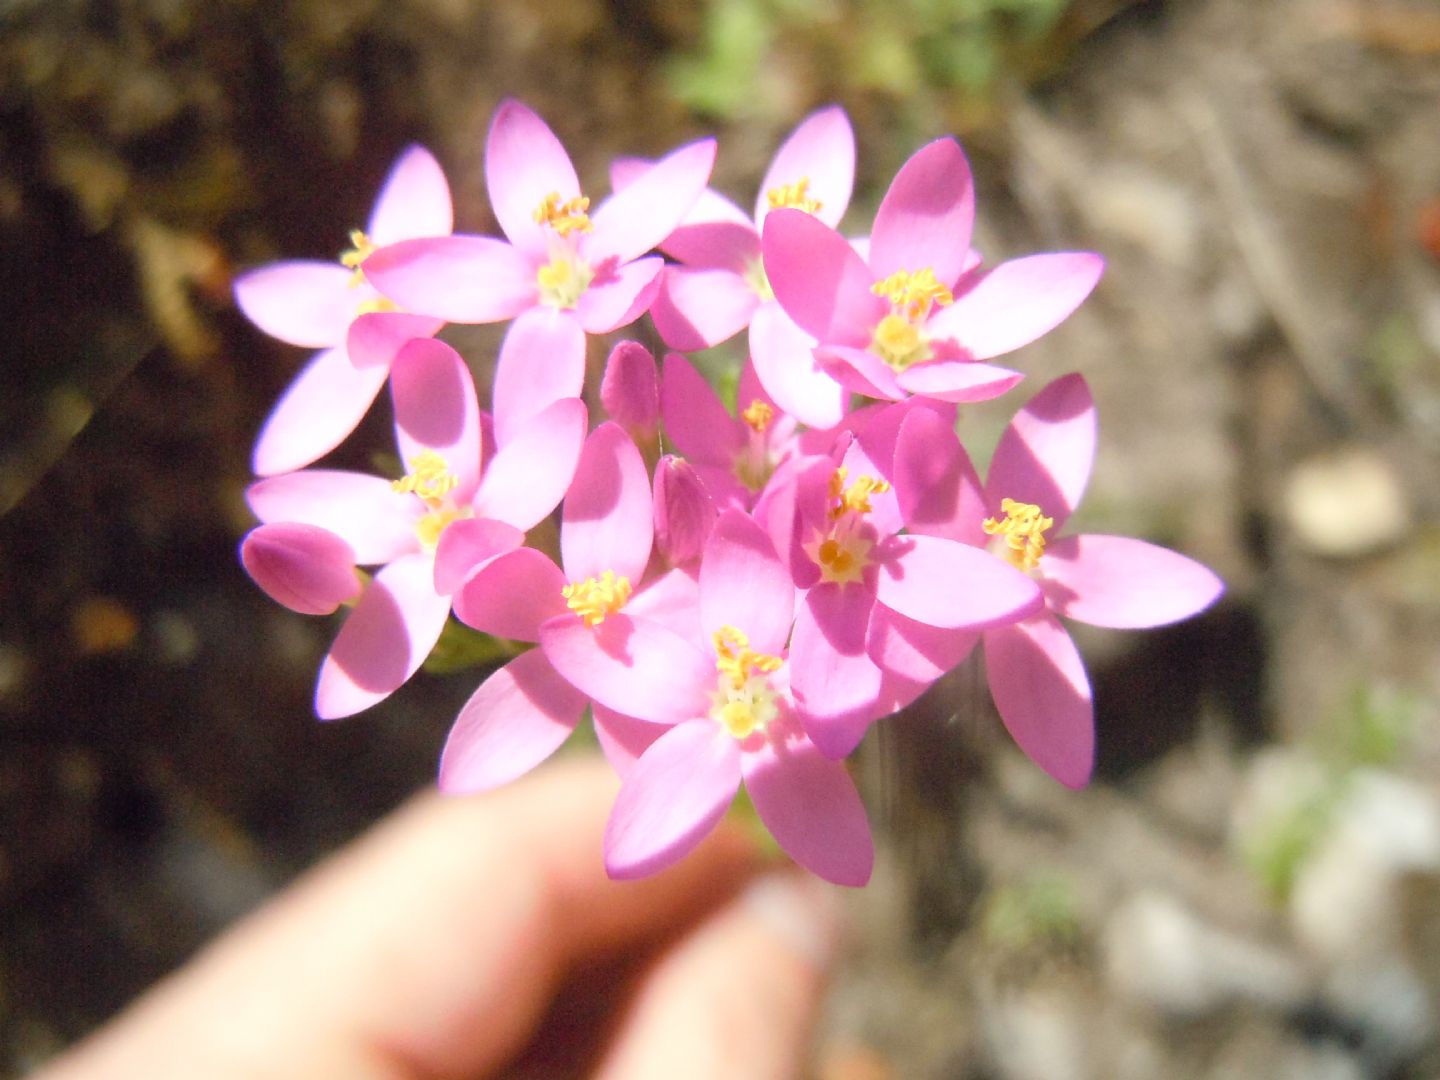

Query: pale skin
<box><xmin>37</xmin><ymin>758</ymin><xmax>840</xmax><ymax>1080</ymax></box>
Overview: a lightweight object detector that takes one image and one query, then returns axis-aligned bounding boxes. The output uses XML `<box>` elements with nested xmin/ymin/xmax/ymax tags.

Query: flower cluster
<box><xmin>236</xmin><ymin>100</ymin><xmax>1223</xmax><ymax>887</ymax></box>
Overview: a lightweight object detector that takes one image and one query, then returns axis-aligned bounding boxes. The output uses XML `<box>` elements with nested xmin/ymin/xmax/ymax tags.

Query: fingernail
<box><xmin>740</xmin><ymin>871</ymin><xmax>845</xmax><ymax>970</ymax></box>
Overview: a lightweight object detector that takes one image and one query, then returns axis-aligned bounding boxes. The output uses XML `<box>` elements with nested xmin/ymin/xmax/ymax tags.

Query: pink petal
<box><xmin>346</xmin><ymin>311</ymin><xmax>444</xmax><ymax>370</ymax></box>
<box><xmin>251</xmin><ymin>346</ymin><xmax>390</xmax><ymax>476</ymax></box>
<box><xmin>485</xmin><ymin>99</ymin><xmax>581</xmax><ymax>258</ymax></box>
<box><xmin>541</xmin><ymin>614</ymin><xmax>713</xmax><ymax>724</ymax></box>
<box><xmin>755</xmin><ymin>104</ymin><xmax>856</xmax><ymax>231</ymax></box>
<box><xmin>491</xmin><ymin>307</ymin><xmax>587</xmax><ymax>447</ymax></box>
<box><xmin>246</xmin><ymin>471</ymin><xmax>418</xmax><ymax>565</ymax></box>
<box><xmin>592</xmin><ymin>703</ymin><xmax>670</xmax><ymax>777</ymax></box>
<box><xmin>600</xmin><ymin>339</ymin><xmax>660</xmax><ymax>440</ymax></box>
<box><xmin>814</xmin><ymin>345</ymin><xmax>906</xmax><ymax>402</ymax></box>
<box><xmin>452</xmin><ymin>547</ymin><xmax>568</xmax><ymax>641</ymax></box>
<box><xmin>588</xmin><ymin>138</ymin><xmax>717</xmax><ymax>264</ymax></box>
<box><xmin>627</xmin><ymin>566</ymin><xmax>703</xmax><ymax>640</ymax></box>
<box><xmin>366</xmin><ymin>144</ymin><xmax>454</xmax><ymax>246</ymax></box>
<box><xmin>762</xmin><ymin>209</ymin><xmax>887</xmax><ymax>347</ymax></box>
<box><xmin>892</xmin><ymin>403</ymin><xmax>987</xmax><ymax>544</ymax></box>
<box><xmin>743</xmin><ymin>731</ymin><xmax>873</xmax><ymax>886</ymax></box>
<box><xmin>749</xmin><ymin>302</ymin><xmax>846</xmax><ymax>430</ymax></box>
<box><xmin>868</xmin><ymin>138</ymin><xmax>975</xmax><ymax>287</ymax></box>
<box><xmin>895</xmin><ymin>359</ymin><xmax>1023</xmax><ymax>403</ymax></box>
<box><xmin>234</xmin><ymin>262</ymin><xmax>356</xmax><ymax>347</ymax></box>
<box><xmin>927</xmin><ymin>252</ymin><xmax>1104</xmax><ymax>360</ymax></box>
<box><xmin>867</xmin><ymin>605</ymin><xmax>977</xmax><ymax>685</ymax></box>
<box><xmin>605</xmin><ymin>719</ymin><xmax>741</xmax><ymax>880</ymax></box>
<box><xmin>650</xmin><ymin>266</ymin><xmax>759</xmax><ymax>351</ymax></box>
<box><xmin>660</xmin><ymin>352</ymin><xmax>744</xmax><ymax>465</ymax></box>
<box><xmin>362</xmin><ymin>235</ymin><xmax>536</xmax><ymax>324</ymax></box>
<box><xmin>788</xmin><ymin>587</ymin><xmax>884</xmax><ymax>758</ymax></box>
<box><xmin>984</xmin><ymin>611</ymin><xmax>1094</xmax><ymax>788</ymax></box>
<box><xmin>1041</xmin><ymin>534</ymin><xmax>1224</xmax><ymax>629</ymax></box>
<box><xmin>390</xmin><ymin>338</ymin><xmax>482</xmax><ymax>500</ymax></box>
<box><xmin>240</xmin><ymin>522</ymin><xmax>360</xmax><ymax>615</ymax></box>
<box><xmin>315</xmin><ymin>552</ymin><xmax>451</xmax><ymax>719</ymax></box>
<box><xmin>431</xmin><ymin>518</ymin><xmax>524</xmax><ymax>597</ymax></box>
<box><xmin>562</xmin><ymin>422</ymin><xmax>654</xmax><ymax>584</ymax></box>
<box><xmin>661</xmin><ymin>200</ymin><xmax>758</xmax><ymax>268</ymax></box>
<box><xmin>874</xmin><ymin>534</ymin><xmax>1043</xmax><ymax>630</ymax></box>
<box><xmin>575</xmin><ymin>256</ymin><xmax>663</xmax><ymax>334</ymax></box>
<box><xmin>475</xmin><ymin>397</ymin><xmax>588</xmax><ymax>531</ymax></box>
<box><xmin>986</xmin><ymin>372</ymin><xmax>1096</xmax><ymax>532</ymax></box>
<box><xmin>700</xmin><ymin>508</ymin><xmax>794</xmax><ymax>654</ymax></box>
<box><xmin>438</xmin><ymin>648</ymin><xmax>585</xmax><ymax>793</ymax></box>
<box><xmin>653</xmin><ymin>455</ymin><xmax>718</xmax><ymax>569</ymax></box>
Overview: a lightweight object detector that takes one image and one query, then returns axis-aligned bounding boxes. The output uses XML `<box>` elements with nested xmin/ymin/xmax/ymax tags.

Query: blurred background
<box><xmin>2</xmin><ymin>0</ymin><xmax>1440</xmax><ymax>1076</ymax></box>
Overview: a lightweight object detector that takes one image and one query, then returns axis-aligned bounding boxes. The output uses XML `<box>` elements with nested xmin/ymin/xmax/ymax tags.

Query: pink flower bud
<box><xmin>241</xmin><ymin>523</ymin><xmax>360</xmax><ymax>615</ymax></box>
<box><xmin>600</xmin><ymin>340</ymin><xmax>659</xmax><ymax>444</ymax></box>
<box><xmin>652</xmin><ymin>455</ymin><xmax>717</xmax><ymax>567</ymax></box>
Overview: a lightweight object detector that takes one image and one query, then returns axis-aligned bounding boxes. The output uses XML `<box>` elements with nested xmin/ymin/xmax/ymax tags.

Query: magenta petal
<box><xmin>788</xmin><ymin>589</ymin><xmax>884</xmax><ymax>758</ymax></box>
<box><xmin>1041</xmin><ymin>534</ymin><xmax>1224</xmax><ymax>629</ymax></box>
<box><xmin>366</xmin><ymin>144</ymin><xmax>454</xmax><ymax>246</ymax></box>
<box><xmin>662</xmin><ymin>214</ymin><xmax>759</xmax><ymax>269</ymax></box>
<box><xmin>930</xmin><ymin>252</ymin><xmax>1104</xmax><ymax>360</ymax></box>
<box><xmin>896</xmin><ymin>360</ymin><xmax>1023</xmax><ymax>404</ymax></box>
<box><xmin>575</xmin><ymin>256</ymin><xmax>663</xmax><ymax>334</ymax></box>
<box><xmin>475</xmin><ymin>397</ymin><xmax>588</xmax><ymax>531</ymax></box>
<box><xmin>240</xmin><ymin>523</ymin><xmax>359</xmax><ymax>615</ymax></box>
<box><xmin>755</xmin><ymin>104</ymin><xmax>856</xmax><ymax>231</ymax></box>
<box><xmin>589</xmin><ymin>138</ymin><xmax>717</xmax><ymax>264</ymax></box>
<box><xmin>743</xmin><ymin>733</ymin><xmax>873</xmax><ymax>886</ymax></box>
<box><xmin>626</xmin><ymin>565</ymin><xmax>703</xmax><ymax>640</ymax></box>
<box><xmin>252</xmin><ymin>347</ymin><xmax>389</xmax><ymax>476</ymax></box>
<box><xmin>562</xmin><ymin>422</ymin><xmax>654</xmax><ymax>584</ymax></box>
<box><xmin>315</xmin><ymin>552</ymin><xmax>451</xmax><ymax>719</ymax></box>
<box><xmin>700</xmin><ymin>508</ymin><xmax>794</xmax><ymax>653</ymax></box>
<box><xmin>600</xmin><ymin>340</ymin><xmax>660</xmax><ymax>438</ymax></box>
<box><xmin>246</xmin><ymin>471</ymin><xmax>418</xmax><ymax>565</ymax></box>
<box><xmin>651</xmin><ymin>266</ymin><xmax>758</xmax><ymax>351</ymax></box>
<box><xmin>346</xmin><ymin>311</ymin><xmax>444</xmax><ymax>370</ymax></box>
<box><xmin>605</xmin><ymin>719</ymin><xmax>741</xmax><ymax>880</ymax></box>
<box><xmin>874</xmin><ymin>534</ymin><xmax>1043</xmax><ymax>630</ymax></box>
<box><xmin>868</xmin><ymin>139</ymin><xmax>976</xmax><ymax>287</ymax></box>
<box><xmin>486</xmin><ymin>99</ymin><xmax>581</xmax><ymax>258</ymax></box>
<box><xmin>541</xmin><ymin>614</ymin><xmax>712</xmax><ymax>724</ymax></box>
<box><xmin>762</xmin><ymin>209</ymin><xmax>887</xmax><ymax>346</ymax></box>
<box><xmin>653</xmin><ymin>455</ymin><xmax>718</xmax><ymax>569</ymax></box>
<box><xmin>593</xmin><ymin>703</ymin><xmax>669</xmax><ymax>777</ymax></box>
<box><xmin>892</xmin><ymin>403</ymin><xmax>987</xmax><ymax>544</ymax></box>
<box><xmin>984</xmin><ymin>612</ymin><xmax>1094</xmax><ymax>788</ymax></box>
<box><xmin>391</xmin><ymin>338</ymin><xmax>482</xmax><ymax>500</ymax></box>
<box><xmin>234</xmin><ymin>262</ymin><xmax>355</xmax><ymax>347</ymax></box>
<box><xmin>661</xmin><ymin>352</ymin><xmax>744</xmax><ymax>465</ymax></box>
<box><xmin>867</xmin><ymin>605</ymin><xmax>976</xmax><ymax>685</ymax></box>
<box><xmin>814</xmin><ymin>345</ymin><xmax>906</xmax><ymax>402</ymax></box>
<box><xmin>491</xmin><ymin>307</ymin><xmax>586</xmax><ymax>447</ymax></box>
<box><xmin>986</xmin><ymin>372</ymin><xmax>1096</xmax><ymax>532</ymax></box>
<box><xmin>431</xmin><ymin>518</ymin><xmax>524</xmax><ymax>597</ymax></box>
<box><xmin>452</xmin><ymin>547</ymin><xmax>568</xmax><ymax>641</ymax></box>
<box><xmin>749</xmin><ymin>302</ymin><xmax>846</xmax><ymax>430</ymax></box>
<box><xmin>439</xmin><ymin>648</ymin><xmax>584</xmax><ymax>793</ymax></box>
<box><xmin>362</xmin><ymin>235</ymin><xmax>536</xmax><ymax>323</ymax></box>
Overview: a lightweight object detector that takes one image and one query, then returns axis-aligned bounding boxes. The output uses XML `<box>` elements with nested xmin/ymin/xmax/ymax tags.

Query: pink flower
<box><xmin>239</xmin><ymin>522</ymin><xmax>361</xmax><ymax>615</ymax></box>
<box><xmin>634</xmin><ymin>105</ymin><xmax>856</xmax><ymax>429</ymax></box>
<box><xmin>364</xmin><ymin>99</ymin><xmax>716</xmax><ymax>444</ymax></box>
<box><xmin>918</xmin><ymin>374</ymin><xmax>1224</xmax><ymax>787</ymax></box>
<box><xmin>245</xmin><ymin>339</ymin><xmax>585</xmax><ymax>718</ymax></box>
<box><xmin>761</xmin><ymin>138</ymin><xmax>1104</xmax><ymax>407</ymax></box>
<box><xmin>234</xmin><ymin>145</ymin><xmax>452</xmax><ymax>474</ymax></box>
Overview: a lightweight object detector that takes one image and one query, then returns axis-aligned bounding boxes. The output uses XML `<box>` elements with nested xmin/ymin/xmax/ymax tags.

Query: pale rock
<box><xmin>1282</xmin><ymin>447</ymin><xmax>1410</xmax><ymax>557</ymax></box>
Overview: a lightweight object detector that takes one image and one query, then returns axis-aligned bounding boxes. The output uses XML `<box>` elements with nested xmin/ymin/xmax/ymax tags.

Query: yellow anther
<box><xmin>392</xmin><ymin>450</ymin><xmax>460</xmax><ymax>505</ymax></box>
<box><xmin>741</xmin><ymin>399</ymin><xmax>774</xmax><ymax>434</ymax></box>
<box><xmin>828</xmin><ymin>468</ymin><xmax>890</xmax><ymax>519</ymax></box>
<box><xmin>355</xmin><ymin>296</ymin><xmax>400</xmax><ymax>317</ymax></box>
<box><xmin>532</xmin><ymin>191</ymin><xmax>593</xmax><ymax>236</ymax></box>
<box><xmin>718</xmin><ymin>699</ymin><xmax>761</xmax><ymax>739</ymax></box>
<box><xmin>871</xmin><ymin>313</ymin><xmax>929</xmax><ymax>371</ymax></box>
<box><xmin>341</xmin><ymin>228</ymin><xmax>377</xmax><ymax>286</ymax></box>
<box><xmin>536</xmin><ymin>255</ymin><xmax>593</xmax><ymax>309</ymax></box>
<box><xmin>415</xmin><ymin>507</ymin><xmax>467</xmax><ymax>550</ymax></box>
<box><xmin>870</xmin><ymin>267</ymin><xmax>954</xmax><ymax>322</ymax></box>
<box><xmin>766</xmin><ymin>177</ymin><xmax>823</xmax><ymax>215</ymax></box>
<box><xmin>712</xmin><ymin>625</ymin><xmax>782</xmax><ymax>691</ymax></box>
<box><xmin>562</xmin><ymin>570</ymin><xmax>632</xmax><ymax>628</ymax></box>
<box><xmin>983</xmin><ymin>497</ymin><xmax>1054</xmax><ymax>572</ymax></box>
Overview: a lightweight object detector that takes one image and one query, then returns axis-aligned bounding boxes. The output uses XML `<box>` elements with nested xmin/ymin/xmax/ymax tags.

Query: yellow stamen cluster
<box><xmin>710</xmin><ymin>625</ymin><xmax>783</xmax><ymax>739</ymax></box>
<box><xmin>741</xmin><ymin>399</ymin><xmax>774</xmax><ymax>434</ymax></box>
<box><xmin>532</xmin><ymin>192</ymin><xmax>593</xmax><ymax>236</ymax></box>
<box><xmin>537</xmin><ymin>255</ymin><xmax>593</xmax><ymax>309</ymax></box>
<box><xmin>392</xmin><ymin>451</ymin><xmax>461</xmax><ymax>505</ymax></box>
<box><xmin>355</xmin><ymin>296</ymin><xmax>400</xmax><ymax>316</ymax></box>
<box><xmin>562</xmin><ymin>570</ymin><xmax>632</xmax><ymax>628</ymax></box>
<box><xmin>766</xmin><ymin>177</ymin><xmax>823</xmax><ymax>215</ymax></box>
<box><xmin>415</xmin><ymin>507</ymin><xmax>467</xmax><ymax>550</ymax></box>
<box><xmin>983</xmin><ymin>498</ymin><xmax>1054</xmax><ymax>572</ymax></box>
<box><xmin>340</xmin><ymin>228</ymin><xmax>378</xmax><ymax>286</ymax></box>
<box><xmin>870</xmin><ymin>268</ymin><xmax>954</xmax><ymax>322</ymax></box>
<box><xmin>712</xmin><ymin>625</ymin><xmax>782</xmax><ymax>691</ymax></box>
<box><xmin>828</xmin><ymin>467</ymin><xmax>891</xmax><ymax>519</ymax></box>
